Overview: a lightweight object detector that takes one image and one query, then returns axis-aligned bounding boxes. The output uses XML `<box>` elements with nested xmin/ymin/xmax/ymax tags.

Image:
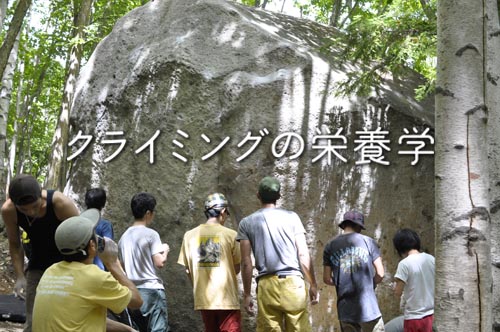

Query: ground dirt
<box><xmin>0</xmin><ymin>231</ymin><xmax>24</xmax><ymax>332</ymax></box>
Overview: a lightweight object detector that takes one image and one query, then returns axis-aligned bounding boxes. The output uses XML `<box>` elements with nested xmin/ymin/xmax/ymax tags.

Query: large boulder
<box><xmin>67</xmin><ymin>0</ymin><xmax>434</xmax><ymax>330</ymax></box>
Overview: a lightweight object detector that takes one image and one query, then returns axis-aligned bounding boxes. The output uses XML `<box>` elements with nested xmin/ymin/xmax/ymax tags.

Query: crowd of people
<box><xmin>1</xmin><ymin>174</ymin><xmax>435</xmax><ymax>332</ymax></box>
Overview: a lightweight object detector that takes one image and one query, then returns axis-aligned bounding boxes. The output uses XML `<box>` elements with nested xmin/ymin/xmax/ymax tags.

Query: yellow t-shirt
<box><xmin>33</xmin><ymin>261</ymin><xmax>131</xmax><ymax>332</ymax></box>
<box><xmin>178</xmin><ymin>223</ymin><xmax>241</xmax><ymax>310</ymax></box>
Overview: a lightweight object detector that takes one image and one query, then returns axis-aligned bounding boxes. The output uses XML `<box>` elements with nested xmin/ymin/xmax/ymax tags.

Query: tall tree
<box><xmin>0</xmin><ymin>31</ymin><xmax>20</xmax><ymax>197</ymax></box>
<box><xmin>0</xmin><ymin>0</ymin><xmax>32</xmax><ymax>82</ymax></box>
<box><xmin>435</xmin><ymin>0</ymin><xmax>497</xmax><ymax>330</ymax></box>
<box><xmin>487</xmin><ymin>0</ymin><xmax>500</xmax><ymax>327</ymax></box>
<box><xmin>0</xmin><ymin>0</ymin><xmax>8</xmax><ymax>32</ymax></box>
<box><xmin>46</xmin><ymin>0</ymin><xmax>94</xmax><ymax>190</ymax></box>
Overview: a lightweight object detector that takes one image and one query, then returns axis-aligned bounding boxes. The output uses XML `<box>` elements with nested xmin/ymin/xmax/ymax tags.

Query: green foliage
<box><xmin>4</xmin><ymin>0</ymin><xmax>144</xmax><ymax>176</ymax></box>
<box><xmin>236</xmin><ymin>0</ymin><xmax>437</xmax><ymax>99</ymax></box>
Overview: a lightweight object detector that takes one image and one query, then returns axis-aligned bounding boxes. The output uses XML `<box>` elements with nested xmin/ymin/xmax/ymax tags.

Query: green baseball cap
<box><xmin>258</xmin><ymin>176</ymin><xmax>281</xmax><ymax>201</ymax></box>
<box><xmin>55</xmin><ymin>209</ymin><xmax>100</xmax><ymax>255</ymax></box>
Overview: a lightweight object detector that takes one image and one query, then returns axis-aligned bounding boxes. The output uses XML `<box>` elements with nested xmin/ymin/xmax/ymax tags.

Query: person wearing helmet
<box><xmin>178</xmin><ymin>193</ymin><xmax>241</xmax><ymax>332</ymax></box>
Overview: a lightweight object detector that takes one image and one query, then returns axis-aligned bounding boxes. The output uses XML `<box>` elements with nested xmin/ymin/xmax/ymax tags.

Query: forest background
<box><xmin>0</xmin><ymin>0</ymin><xmax>437</xmax><ymax>193</ymax></box>
<box><xmin>2</xmin><ymin>0</ymin><xmax>500</xmax><ymax>331</ymax></box>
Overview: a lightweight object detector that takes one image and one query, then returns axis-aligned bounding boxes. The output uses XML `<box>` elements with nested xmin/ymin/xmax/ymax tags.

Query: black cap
<box><xmin>9</xmin><ymin>174</ymin><xmax>41</xmax><ymax>206</ymax></box>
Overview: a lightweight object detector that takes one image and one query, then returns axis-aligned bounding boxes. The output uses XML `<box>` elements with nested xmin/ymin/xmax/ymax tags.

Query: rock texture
<box><xmin>67</xmin><ymin>0</ymin><xmax>434</xmax><ymax>330</ymax></box>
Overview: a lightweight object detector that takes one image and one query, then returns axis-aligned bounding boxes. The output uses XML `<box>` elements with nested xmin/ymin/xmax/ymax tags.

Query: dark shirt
<box><xmin>17</xmin><ymin>190</ymin><xmax>64</xmax><ymax>271</ymax></box>
<box><xmin>323</xmin><ymin>232</ymin><xmax>382</xmax><ymax>323</ymax></box>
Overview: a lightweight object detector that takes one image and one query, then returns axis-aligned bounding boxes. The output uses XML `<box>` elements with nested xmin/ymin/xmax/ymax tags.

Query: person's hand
<box><xmin>309</xmin><ymin>283</ymin><xmax>319</xmax><ymax>305</ymax></box>
<box><xmin>14</xmin><ymin>276</ymin><xmax>26</xmax><ymax>300</ymax></box>
<box><xmin>244</xmin><ymin>293</ymin><xmax>255</xmax><ymax>316</ymax></box>
<box><xmin>98</xmin><ymin>237</ymin><xmax>119</xmax><ymax>266</ymax></box>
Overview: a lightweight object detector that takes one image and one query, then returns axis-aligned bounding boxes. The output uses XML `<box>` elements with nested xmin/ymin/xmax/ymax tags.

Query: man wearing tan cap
<box><xmin>323</xmin><ymin>210</ymin><xmax>385</xmax><ymax>332</ymax></box>
<box><xmin>1</xmin><ymin>174</ymin><xmax>78</xmax><ymax>332</ymax></box>
<box><xmin>32</xmin><ymin>209</ymin><xmax>142</xmax><ymax>331</ymax></box>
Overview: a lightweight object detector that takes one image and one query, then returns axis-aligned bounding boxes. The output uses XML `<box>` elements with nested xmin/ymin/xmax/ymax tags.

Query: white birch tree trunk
<box><xmin>435</xmin><ymin>0</ymin><xmax>492</xmax><ymax>330</ymax></box>
<box><xmin>46</xmin><ymin>0</ymin><xmax>93</xmax><ymax>190</ymax></box>
<box><xmin>0</xmin><ymin>32</ymin><xmax>20</xmax><ymax>198</ymax></box>
<box><xmin>487</xmin><ymin>0</ymin><xmax>500</xmax><ymax>330</ymax></box>
<box><xmin>0</xmin><ymin>0</ymin><xmax>8</xmax><ymax>32</ymax></box>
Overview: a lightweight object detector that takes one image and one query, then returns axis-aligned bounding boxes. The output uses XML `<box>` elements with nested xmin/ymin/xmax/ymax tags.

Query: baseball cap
<box><xmin>9</xmin><ymin>174</ymin><xmax>41</xmax><ymax>206</ymax></box>
<box><xmin>258</xmin><ymin>176</ymin><xmax>280</xmax><ymax>201</ymax></box>
<box><xmin>204</xmin><ymin>193</ymin><xmax>229</xmax><ymax>211</ymax></box>
<box><xmin>55</xmin><ymin>209</ymin><xmax>100</xmax><ymax>255</ymax></box>
<box><xmin>339</xmin><ymin>210</ymin><xmax>366</xmax><ymax>230</ymax></box>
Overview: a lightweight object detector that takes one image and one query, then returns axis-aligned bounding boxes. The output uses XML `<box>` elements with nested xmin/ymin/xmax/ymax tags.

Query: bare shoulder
<box><xmin>1</xmin><ymin>199</ymin><xmax>17</xmax><ymax>225</ymax></box>
<box><xmin>51</xmin><ymin>191</ymin><xmax>79</xmax><ymax>220</ymax></box>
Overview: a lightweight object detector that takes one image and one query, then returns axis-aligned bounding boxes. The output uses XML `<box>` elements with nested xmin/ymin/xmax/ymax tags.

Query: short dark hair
<box><xmin>393</xmin><ymin>228</ymin><xmax>421</xmax><ymax>257</ymax></box>
<box><xmin>62</xmin><ymin>238</ymin><xmax>93</xmax><ymax>262</ymax></box>
<box><xmin>131</xmin><ymin>192</ymin><xmax>156</xmax><ymax>219</ymax></box>
<box><xmin>85</xmin><ymin>188</ymin><xmax>107</xmax><ymax>210</ymax></box>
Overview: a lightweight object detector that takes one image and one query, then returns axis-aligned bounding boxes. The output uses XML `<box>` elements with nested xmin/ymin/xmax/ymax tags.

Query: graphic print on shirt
<box><xmin>197</xmin><ymin>236</ymin><xmax>221</xmax><ymax>267</ymax></box>
<box><xmin>330</xmin><ymin>246</ymin><xmax>369</xmax><ymax>273</ymax></box>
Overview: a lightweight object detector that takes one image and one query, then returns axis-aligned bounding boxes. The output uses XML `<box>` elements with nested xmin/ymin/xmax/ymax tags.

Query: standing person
<box><xmin>392</xmin><ymin>229</ymin><xmax>435</xmax><ymax>332</ymax></box>
<box><xmin>32</xmin><ymin>209</ymin><xmax>143</xmax><ymax>331</ymax></box>
<box><xmin>85</xmin><ymin>188</ymin><xmax>114</xmax><ymax>270</ymax></box>
<box><xmin>237</xmin><ymin>176</ymin><xmax>319</xmax><ymax>332</ymax></box>
<box><xmin>177</xmin><ymin>193</ymin><xmax>241</xmax><ymax>332</ymax></box>
<box><xmin>323</xmin><ymin>210</ymin><xmax>385</xmax><ymax>332</ymax></box>
<box><xmin>118</xmin><ymin>192</ymin><xmax>170</xmax><ymax>332</ymax></box>
<box><xmin>1</xmin><ymin>174</ymin><xmax>79</xmax><ymax>332</ymax></box>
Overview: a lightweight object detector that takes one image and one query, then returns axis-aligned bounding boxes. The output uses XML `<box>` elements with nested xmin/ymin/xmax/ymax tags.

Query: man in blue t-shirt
<box><xmin>323</xmin><ymin>210</ymin><xmax>385</xmax><ymax>332</ymax></box>
<box><xmin>85</xmin><ymin>188</ymin><xmax>114</xmax><ymax>270</ymax></box>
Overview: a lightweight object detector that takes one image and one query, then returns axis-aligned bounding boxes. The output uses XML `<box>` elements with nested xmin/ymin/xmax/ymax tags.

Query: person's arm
<box><xmin>240</xmin><ymin>239</ymin><xmax>255</xmax><ymax>315</ymax></box>
<box><xmin>1</xmin><ymin>202</ymin><xmax>26</xmax><ymax>298</ymax></box>
<box><xmin>323</xmin><ymin>265</ymin><xmax>335</xmax><ymax>286</ymax></box>
<box><xmin>393</xmin><ymin>278</ymin><xmax>405</xmax><ymax>298</ymax></box>
<box><xmin>52</xmin><ymin>191</ymin><xmax>79</xmax><ymax>221</ymax></box>
<box><xmin>152</xmin><ymin>243</ymin><xmax>169</xmax><ymax>269</ymax></box>
<box><xmin>106</xmin><ymin>317</ymin><xmax>138</xmax><ymax>332</ymax></box>
<box><xmin>100</xmin><ymin>238</ymin><xmax>143</xmax><ymax>309</ymax></box>
<box><xmin>373</xmin><ymin>256</ymin><xmax>384</xmax><ymax>285</ymax></box>
<box><xmin>295</xmin><ymin>233</ymin><xmax>319</xmax><ymax>304</ymax></box>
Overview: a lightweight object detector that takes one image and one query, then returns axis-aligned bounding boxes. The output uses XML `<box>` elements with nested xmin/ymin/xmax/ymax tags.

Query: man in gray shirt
<box><xmin>237</xmin><ymin>176</ymin><xmax>318</xmax><ymax>332</ymax></box>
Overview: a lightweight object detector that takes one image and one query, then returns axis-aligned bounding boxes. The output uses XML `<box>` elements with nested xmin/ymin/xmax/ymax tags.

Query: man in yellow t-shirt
<box><xmin>32</xmin><ymin>209</ymin><xmax>143</xmax><ymax>332</ymax></box>
<box><xmin>178</xmin><ymin>193</ymin><xmax>241</xmax><ymax>332</ymax></box>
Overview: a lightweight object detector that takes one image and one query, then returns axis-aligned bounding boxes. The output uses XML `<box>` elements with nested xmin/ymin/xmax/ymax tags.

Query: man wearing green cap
<box><xmin>178</xmin><ymin>193</ymin><xmax>241</xmax><ymax>332</ymax></box>
<box><xmin>32</xmin><ymin>209</ymin><xmax>143</xmax><ymax>331</ymax></box>
<box><xmin>237</xmin><ymin>176</ymin><xmax>319</xmax><ymax>332</ymax></box>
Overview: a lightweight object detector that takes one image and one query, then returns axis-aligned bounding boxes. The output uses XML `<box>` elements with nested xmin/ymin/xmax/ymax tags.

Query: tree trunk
<box><xmin>9</xmin><ymin>56</ymin><xmax>25</xmax><ymax>179</ymax></box>
<box><xmin>487</xmin><ymin>0</ymin><xmax>500</xmax><ymax>329</ymax></box>
<box><xmin>435</xmin><ymin>0</ymin><xmax>492</xmax><ymax>331</ymax></box>
<box><xmin>329</xmin><ymin>0</ymin><xmax>342</xmax><ymax>27</ymax></box>
<box><xmin>0</xmin><ymin>31</ymin><xmax>20</xmax><ymax>199</ymax></box>
<box><xmin>0</xmin><ymin>0</ymin><xmax>8</xmax><ymax>32</ymax></box>
<box><xmin>0</xmin><ymin>0</ymin><xmax>31</xmax><ymax>82</ymax></box>
<box><xmin>46</xmin><ymin>0</ymin><xmax>93</xmax><ymax>190</ymax></box>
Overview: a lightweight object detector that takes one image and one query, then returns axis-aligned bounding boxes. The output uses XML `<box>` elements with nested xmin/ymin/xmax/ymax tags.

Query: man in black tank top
<box><xmin>1</xmin><ymin>174</ymin><xmax>78</xmax><ymax>332</ymax></box>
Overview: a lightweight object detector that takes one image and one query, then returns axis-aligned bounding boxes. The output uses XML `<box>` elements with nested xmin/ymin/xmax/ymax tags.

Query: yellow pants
<box><xmin>256</xmin><ymin>275</ymin><xmax>311</xmax><ymax>332</ymax></box>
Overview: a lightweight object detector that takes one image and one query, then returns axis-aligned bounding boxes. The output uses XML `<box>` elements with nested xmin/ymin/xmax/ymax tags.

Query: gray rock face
<box><xmin>67</xmin><ymin>0</ymin><xmax>434</xmax><ymax>330</ymax></box>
